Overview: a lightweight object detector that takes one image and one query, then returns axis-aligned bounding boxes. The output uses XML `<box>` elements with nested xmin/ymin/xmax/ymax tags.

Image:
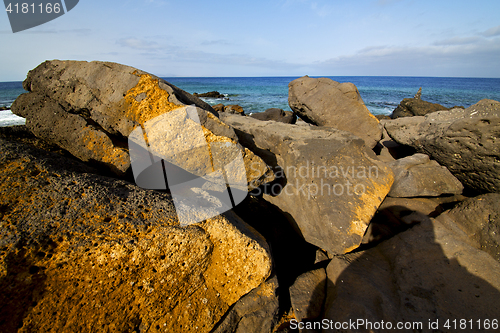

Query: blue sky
<box><xmin>1</xmin><ymin>0</ymin><xmax>500</xmax><ymax>80</ymax></box>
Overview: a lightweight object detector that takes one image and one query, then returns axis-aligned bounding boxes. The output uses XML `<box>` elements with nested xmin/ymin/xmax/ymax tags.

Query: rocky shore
<box><xmin>1</xmin><ymin>60</ymin><xmax>499</xmax><ymax>332</ymax></box>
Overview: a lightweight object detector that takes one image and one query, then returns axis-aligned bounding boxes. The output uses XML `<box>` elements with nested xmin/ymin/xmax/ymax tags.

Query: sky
<box><xmin>1</xmin><ymin>0</ymin><xmax>500</xmax><ymax>81</ymax></box>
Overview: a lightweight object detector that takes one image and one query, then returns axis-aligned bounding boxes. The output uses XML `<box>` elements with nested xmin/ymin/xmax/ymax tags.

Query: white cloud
<box><xmin>481</xmin><ymin>25</ymin><xmax>500</xmax><ymax>37</ymax></box>
<box><xmin>433</xmin><ymin>36</ymin><xmax>483</xmax><ymax>46</ymax></box>
<box><xmin>315</xmin><ymin>37</ymin><xmax>500</xmax><ymax>77</ymax></box>
<box><xmin>117</xmin><ymin>38</ymin><xmax>161</xmax><ymax>51</ymax></box>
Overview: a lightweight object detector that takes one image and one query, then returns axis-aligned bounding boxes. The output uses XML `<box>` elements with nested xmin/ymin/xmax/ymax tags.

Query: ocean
<box><xmin>1</xmin><ymin>76</ymin><xmax>500</xmax><ymax>126</ymax></box>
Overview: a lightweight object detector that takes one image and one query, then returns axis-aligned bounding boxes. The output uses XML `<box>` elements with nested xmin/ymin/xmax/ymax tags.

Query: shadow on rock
<box><xmin>322</xmin><ymin>211</ymin><xmax>500</xmax><ymax>333</ymax></box>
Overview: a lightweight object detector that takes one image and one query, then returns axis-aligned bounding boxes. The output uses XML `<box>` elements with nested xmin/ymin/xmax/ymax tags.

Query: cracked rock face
<box><xmin>288</xmin><ymin>76</ymin><xmax>382</xmax><ymax>149</ymax></box>
<box><xmin>11</xmin><ymin>60</ymin><xmax>274</xmax><ymax>190</ymax></box>
<box><xmin>0</xmin><ymin>137</ymin><xmax>271</xmax><ymax>333</ymax></box>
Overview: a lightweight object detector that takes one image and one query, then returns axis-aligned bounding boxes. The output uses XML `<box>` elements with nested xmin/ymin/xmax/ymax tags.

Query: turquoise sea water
<box><xmin>164</xmin><ymin>76</ymin><xmax>500</xmax><ymax>115</ymax></box>
<box><xmin>1</xmin><ymin>76</ymin><xmax>500</xmax><ymax>126</ymax></box>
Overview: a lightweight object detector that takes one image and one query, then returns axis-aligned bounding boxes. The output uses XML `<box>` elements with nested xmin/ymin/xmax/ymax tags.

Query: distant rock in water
<box><xmin>220</xmin><ymin>113</ymin><xmax>394</xmax><ymax>256</ymax></box>
<box><xmin>0</xmin><ymin>106</ymin><xmax>9</xmax><ymax>111</ymax></box>
<box><xmin>250</xmin><ymin>108</ymin><xmax>296</xmax><ymax>124</ymax></box>
<box><xmin>194</xmin><ymin>91</ymin><xmax>226</xmax><ymax>98</ymax></box>
<box><xmin>288</xmin><ymin>76</ymin><xmax>382</xmax><ymax>149</ymax></box>
<box><xmin>387</xmin><ymin>153</ymin><xmax>463</xmax><ymax>198</ymax></box>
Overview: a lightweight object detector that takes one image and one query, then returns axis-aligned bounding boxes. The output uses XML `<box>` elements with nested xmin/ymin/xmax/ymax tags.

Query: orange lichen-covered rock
<box><xmin>0</xmin><ymin>137</ymin><xmax>271</xmax><ymax>333</ymax></box>
<box><xmin>11</xmin><ymin>60</ymin><xmax>274</xmax><ymax>190</ymax></box>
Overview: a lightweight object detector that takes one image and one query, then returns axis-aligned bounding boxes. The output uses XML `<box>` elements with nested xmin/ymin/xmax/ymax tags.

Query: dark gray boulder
<box><xmin>11</xmin><ymin>60</ymin><xmax>274</xmax><ymax>190</ymax></box>
<box><xmin>385</xmin><ymin>99</ymin><xmax>500</xmax><ymax>194</ymax></box>
<box><xmin>194</xmin><ymin>91</ymin><xmax>226</xmax><ymax>98</ymax></box>
<box><xmin>391</xmin><ymin>98</ymin><xmax>450</xmax><ymax>118</ymax></box>
<box><xmin>250</xmin><ymin>108</ymin><xmax>296</xmax><ymax>124</ymax></box>
<box><xmin>437</xmin><ymin>193</ymin><xmax>500</xmax><ymax>262</ymax></box>
<box><xmin>324</xmin><ymin>213</ymin><xmax>500</xmax><ymax>332</ymax></box>
<box><xmin>220</xmin><ymin>113</ymin><xmax>394</xmax><ymax>256</ymax></box>
<box><xmin>388</xmin><ymin>153</ymin><xmax>463</xmax><ymax>197</ymax></box>
<box><xmin>288</xmin><ymin>76</ymin><xmax>382</xmax><ymax>149</ymax></box>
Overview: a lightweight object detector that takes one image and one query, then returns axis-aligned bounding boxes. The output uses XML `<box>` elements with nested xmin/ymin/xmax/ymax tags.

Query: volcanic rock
<box><xmin>0</xmin><ymin>137</ymin><xmax>272</xmax><ymax>333</ymax></box>
<box><xmin>11</xmin><ymin>60</ymin><xmax>273</xmax><ymax>190</ymax></box>
<box><xmin>388</xmin><ymin>153</ymin><xmax>463</xmax><ymax>197</ymax></box>
<box><xmin>212</xmin><ymin>276</ymin><xmax>280</xmax><ymax>333</ymax></box>
<box><xmin>289</xmin><ymin>268</ymin><xmax>327</xmax><ymax>322</ymax></box>
<box><xmin>391</xmin><ymin>97</ymin><xmax>450</xmax><ymax>119</ymax></box>
<box><xmin>194</xmin><ymin>91</ymin><xmax>226</xmax><ymax>98</ymax></box>
<box><xmin>385</xmin><ymin>99</ymin><xmax>500</xmax><ymax>193</ymax></box>
<box><xmin>436</xmin><ymin>193</ymin><xmax>500</xmax><ymax>262</ymax></box>
<box><xmin>324</xmin><ymin>213</ymin><xmax>500</xmax><ymax>331</ymax></box>
<box><xmin>288</xmin><ymin>76</ymin><xmax>382</xmax><ymax>149</ymax></box>
<box><xmin>250</xmin><ymin>108</ymin><xmax>296</xmax><ymax>124</ymax></box>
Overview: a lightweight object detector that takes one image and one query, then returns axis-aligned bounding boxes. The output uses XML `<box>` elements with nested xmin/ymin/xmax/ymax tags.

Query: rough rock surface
<box><xmin>11</xmin><ymin>60</ymin><xmax>273</xmax><ymax>190</ymax></box>
<box><xmin>250</xmin><ymin>108</ymin><xmax>296</xmax><ymax>124</ymax></box>
<box><xmin>288</xmin><ymin>76</ymin><xmax>382</xmax><ymax>149</ymax></box>
<box><xmin>388</xmin><ymin>153</ymin><xmax>463</xmax><ymax>197</ymax></box>
<box><xmin>391</xmin><ymin>98</ymin><xmax>449</xmax><ymax>118</ymax></box>
<box><xmin>212</xmin><ymin>276</ymin><xmax>280</xmax><ymax>333</ymax></box>
<box><xmin>220</xmin><ymin>114</ymin><xmax>394</xmax><ymax>255</ymax></box>
<box><xmin>212</xmin><ymin>104</ymin><xmax>246</xmax><ymax>116</ymax></box>
<box><xmin>385</xmin><ymin>99</ymin><xmax>500</xmax><ymax>193</ymax></box>
<box><xmin>289</xmin><ymin>268</ymin><xmax>326</xmax><ymax>322</ymax></box>
<box><xmin>0</xmin><ymin>137</ymin><xmax>272</xmax><ymax>333</ymax></box>
<box><xmin>225</xmin><ymin>105</ymin><xmax>245</xmax><ymax>115</ymax></box>
<box><xmin>437</xmin><ymin>193</ymin><xmax>500</xmax><ymax>262</ymax></box>
<box><xmin>324</xmin><ymin>213</ymin><xmax>500</xmax><ymax>331</ymax></box>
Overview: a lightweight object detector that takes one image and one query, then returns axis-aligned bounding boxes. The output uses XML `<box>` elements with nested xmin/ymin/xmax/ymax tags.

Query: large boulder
<box><xmin>436</xmin><ymin>193</ymin><xmax>500</xmax><ymax>262</ymax></box>
<box><xmin>220</xmin><ymin>114</ymin><xmax>394</xmax><ymax>256</ymax></box>
<box><xmin>324</xmin><ymin>212</ymin><xmax>500</xmax><ymax>331</ymax></box>
<box><xmin>0</xmin><ymin>137</ymin><xmax>272</xmax><ymax>333</ymax></box>
<box><xmin>388</xmin><ymin>153</ymin><xmax>463</xmax><ymax>197</ymax></box>
<box><xmin>11</xmin><ymin>60</ymin><xmax>273</xmax><ymax>190</ymax></box>
<box><xmin>385</xmin><ymin>99</ymin><xmax>500</xmax><ymax>194</ymax></box>
<box><xmin>391</xmin><ymin>98</ymin><xmax>450</xmax><ymax>118</ymax></box>
<box><xmin>288</xmin><ymin>76</ymin><xmax>382</xmax><ymax>149</ymax></box>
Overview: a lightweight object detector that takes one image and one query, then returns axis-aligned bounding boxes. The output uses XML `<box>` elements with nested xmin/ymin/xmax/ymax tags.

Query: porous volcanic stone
<box><xmin>437</xmin><ymin>193</ymin><xmax>500</xmax><ymax>262</ymax></box>
<box><xmin>324</xmin><ymin>213</ymin><xmax>500</xmax><ymax>331</ymax></box>
<box><xmin>391</xmin><ymin>98</ymin><xmax>449</xmax><ymax>118</ymax></box>
<box><xmin>288</xmin><ymin>76</ymin><xmax>382</xmax><ymax>149</ymax></box>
